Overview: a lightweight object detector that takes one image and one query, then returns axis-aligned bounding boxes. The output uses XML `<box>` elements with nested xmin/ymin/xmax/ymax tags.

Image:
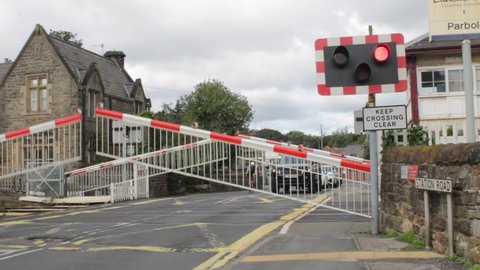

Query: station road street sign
<box><xmin>415</xmin><ymin>178</ymin><xmax>452</xmax><ymax>193</ymax></box>
<box><xmin>362</xmin><ymin>105</ymin><xmax>407</xmax><ymax>131</ymax></box>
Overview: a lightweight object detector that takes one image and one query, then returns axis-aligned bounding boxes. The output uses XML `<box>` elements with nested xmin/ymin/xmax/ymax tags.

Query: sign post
<box><xmin>415</xmin><ymin>177</ymin><xmax>454</xmax><ymax>255</ymax></box>
<box><xmin>315</xmin><ymin>32</ymin><xmax>407</xmax><ymax>234</ymax></box>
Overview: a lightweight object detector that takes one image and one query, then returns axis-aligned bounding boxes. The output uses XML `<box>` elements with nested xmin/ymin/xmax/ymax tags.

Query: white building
<box><xmin>406</xmin><ymin>34</ymin><xmax>480</xmax><ymax>144</ymax></box>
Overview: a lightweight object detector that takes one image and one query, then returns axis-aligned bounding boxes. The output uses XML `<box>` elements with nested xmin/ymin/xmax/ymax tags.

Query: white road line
<box><xmin>279</xmin><ymin>197</ymin><xmax>331</xmax><ymax>235</ymax></box>
<box><xmin>0</xmin><ymin>248</ymin><xmax>43</xmax><ymax>261</ymax></box>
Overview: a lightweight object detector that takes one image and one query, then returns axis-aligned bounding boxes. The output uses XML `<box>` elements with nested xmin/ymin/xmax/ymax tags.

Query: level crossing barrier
<box><xmin>0</xmin><ymin>113</ymin><xmax>82</xmax><ymax>190</ymax></box>
<box><xmin>237</xmin><ymin>133</ymin><xmax>370</xmax><ymax>164</ymax></box>
<box><xmin>88</xmin><ymin>108</ymin><xmax>372</xmax><ymax>217</ymax></box>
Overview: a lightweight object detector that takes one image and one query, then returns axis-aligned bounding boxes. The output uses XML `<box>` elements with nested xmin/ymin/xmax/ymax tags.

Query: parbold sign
<box><xmin>428</xmin><ymin>0</ymin><xmax>480</xmax><ymax>40</ymax></box>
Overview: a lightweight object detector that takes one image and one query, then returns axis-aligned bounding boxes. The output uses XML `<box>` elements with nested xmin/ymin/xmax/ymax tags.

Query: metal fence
<box><xmin>0</xmin><ymin>113</ymin><xmax>82</xmax><ymax>191</ymax></box>
<box><xmin>85</xmin><ymin>108</ymin><xmax>372</xmax><ymax>217</ymax></box>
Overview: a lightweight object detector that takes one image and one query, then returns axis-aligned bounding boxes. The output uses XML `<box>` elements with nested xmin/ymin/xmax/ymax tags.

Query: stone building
<box><xmin>0</xmin><ymin>24</ymin><xmax>151</xmax><ymax>165</ymax></box>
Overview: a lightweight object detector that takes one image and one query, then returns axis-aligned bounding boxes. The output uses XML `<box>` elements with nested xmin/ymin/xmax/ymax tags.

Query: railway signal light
<box><xmin>315</xmin><ymin>33</ymin><xmax>407</xmax><ymax>95</ymax></box>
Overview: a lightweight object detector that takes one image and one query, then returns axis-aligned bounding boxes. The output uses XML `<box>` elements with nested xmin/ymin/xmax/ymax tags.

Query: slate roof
<box><xmin>0</xmin><ymin>63</ymin><xmax>13</xmax><ymax>84</ymax></box>
<box><xmin>49</xmin><ymin>37</ymin><xmax>134</xmax><ymax>100</ymax></box>
<box><xmin>406</xmin><ymin>33</ymin><xmax>480</xmax><ymax>55</ymax></box>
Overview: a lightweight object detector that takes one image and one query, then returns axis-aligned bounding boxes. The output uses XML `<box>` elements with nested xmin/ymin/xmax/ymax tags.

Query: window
<box><xmin>448</xmin><ymin>69</ymin><xmax>463</xmax><ymax>92</ymax></box>
<box><xmin>420</xmin><ymin>70</ymin><xmax>445</xmax><ymax>94</ymax></box>
<box><xmin>23</xmin><ymin>131</ymin><xmax>54</xmax><ymax>166</ymax></box>
<box><xmin>28</xmin><ymin>75</ymin><xmax>48</xmax><ymax>112</ymax></box>
<box><xmin>87</xmin><ymin>91</ymin><xmax>97</xmax><ymax>118</ymax></box>
<box><xmin>419</xmin><ymin>68</ymin><xmax>466</xmax><ymax>94</ymax></box>
<box><xmin>134</xmin><ymin>101</ymin><xmax>142</xmax><ymax>114</ymax></box>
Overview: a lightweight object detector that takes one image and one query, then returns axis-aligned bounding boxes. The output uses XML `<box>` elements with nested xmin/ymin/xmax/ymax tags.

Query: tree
<box><xmin>254</xmin><ymin>128</ymin><xmax>286</xmax><ymax>142</ymax></box>
<box><xmin>181</xmin><ymin>79</ymin><xmax>253</xmax><ymax>135</ymax></box>
<box><xmin>3</xmin><ymin>58</ymin><xmax>12</xmax><ymax>63</ymax></box>
<box><xmin>407</xmin><ymin>125</ymin><xmax>428</xmax><ymax>146</ymax></box>
<box><xmin>285</xmin><ymin>131</ymin><xmax>307</xmax><ymax>145</ymax></box>
<box><xmin>49</xmin><ymin>29</ymin><xmax>83</xmax><ymax>48</ymax></box>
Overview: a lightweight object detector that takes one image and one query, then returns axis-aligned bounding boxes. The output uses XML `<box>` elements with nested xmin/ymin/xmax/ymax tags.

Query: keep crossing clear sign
<box><xmin>363</xmin><ymin>105</ymin><xmax>407</xmax><ymax>131</ymax></box>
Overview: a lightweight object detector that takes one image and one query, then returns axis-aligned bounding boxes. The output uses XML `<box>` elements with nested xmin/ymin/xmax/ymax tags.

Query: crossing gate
<box><xmin>68</xmin><ymin>108</ymin><xmax>372</xmax><ymax>218</ymax></box>
<box><xmin>0</xmin><ymin>113</ymin><xmax>82</xmax><ymax>191</ymax></box>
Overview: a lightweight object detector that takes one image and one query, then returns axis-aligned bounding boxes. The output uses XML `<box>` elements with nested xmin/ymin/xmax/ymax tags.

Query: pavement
<box><xmin>228</xmin><ymin>203</ymin><xmax>466</xmax><ymax>270</ymax></box>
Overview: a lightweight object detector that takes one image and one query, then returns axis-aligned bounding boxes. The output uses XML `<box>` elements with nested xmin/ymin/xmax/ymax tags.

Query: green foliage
<box><xmin>183</xmin><ymin>80</ymin><xmax>253</xmax><ymax>135</ymax></box>
<box><xmin>381</xmin><ymin>130</ymin><xmax>396</xmax><ymax>151</ymax></box>
<box><xmin>254</xmin><ymin>128</ymin><xmax>286</xmax><ymax>142</ymax></box>
<box><xmin>325</xmin><ymin>128</ymin><xmax>364</xmax><ymax>148</ymax></box>
<box><xmin>397</xmin><ymin>231</ymin><xmax>425</xmax><ymax>249</ymax></box>
<box><xmin>448</xmin><ymin>253</ymin><xmax>480</xmax><ymax>270</ymax></box>
<box><xmin>139</xmin><ymin>110</ymin><xmax>155</xmax><ymax>119</ymax></box>
<box><xmin>384</xmin><ymin>229</ymin><xmax>399</xmax><ymax>238</ymax></box>
<box><xmin>407</xmin><ymin>125</ymin><xmax>428</xmax><ymax>146</ymax></box>
<box><xmin>362</xmin><ymin>139</ymin><xmax>370</xmax><ymax>159</ymax></box>
<box><xmin>285</xmin><ymin>131</ymin><xmax>307</xmax><ymax>145</ymax></box>
<box><xmin>49</xmin><ymin>29</ymin><xmax>83</xmax><ymax>48</ymax></box>
<box><xmin>158</xmin><ymin>79</ymin><xmax>253</xmax><ymax>135</ymax></box>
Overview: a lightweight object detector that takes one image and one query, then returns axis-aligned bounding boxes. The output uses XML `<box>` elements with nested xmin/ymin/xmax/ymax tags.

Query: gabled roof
<box><xmin>49</xmin><ymin>37</ymin><xmax>134</xmax><ymax>100</ymax></box>
<box><xmin>0</xmin><ymin>63</ymin><xmax>13</xmax><ymax>83</ymax></box>
<box><xmin>406</xmin><ymin>33</ymin><xmax>480</xmax><ymax>55</ymax></box>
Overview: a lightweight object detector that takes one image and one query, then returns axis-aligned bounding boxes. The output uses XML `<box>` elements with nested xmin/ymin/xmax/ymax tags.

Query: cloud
<box><xmin>0</xmin><ymin>0</ymin><xmax>428</xmax><ymax>136</ymax></box>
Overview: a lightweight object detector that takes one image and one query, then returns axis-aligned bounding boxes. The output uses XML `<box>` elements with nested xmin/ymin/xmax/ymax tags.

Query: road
<box><xmin>2</xmin><ymin>192</ymin><xmax>461</xmax><ymax>270</ymax></box>
<box><xmin>0</xmin><ymin>191</ymin><xmax>314</xmax><ymax>270</ymax></box>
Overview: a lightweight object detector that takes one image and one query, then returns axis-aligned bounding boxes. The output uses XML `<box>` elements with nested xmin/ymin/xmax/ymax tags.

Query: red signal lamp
<box><xmin>373</xmin><ymin>44</ymin><xmax>390</xmax><ymax>63</ymax></box>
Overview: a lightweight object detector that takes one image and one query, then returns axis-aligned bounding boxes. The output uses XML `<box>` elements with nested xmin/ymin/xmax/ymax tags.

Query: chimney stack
<box><xmin>104</xmin><ymin>51</ymin><xmax>126</xmax><ymax>68</ymax></box>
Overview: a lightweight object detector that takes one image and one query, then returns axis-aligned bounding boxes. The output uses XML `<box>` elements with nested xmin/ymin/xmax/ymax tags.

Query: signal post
<box><xmin>315</xmin><ymin>33</ymin><xmax>407</xmax><ymax>234</ymax></box>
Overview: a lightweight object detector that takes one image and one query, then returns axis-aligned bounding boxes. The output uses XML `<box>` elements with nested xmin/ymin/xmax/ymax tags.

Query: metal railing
<box><xmin>87</xmin><ymin>108</ymin><xmax>372</xmax><ymax>217</ymax></box>
<box><xmin>0</xmin><ymin>113</ymin><xmax>82</xmax><ymax>190</ymax></box>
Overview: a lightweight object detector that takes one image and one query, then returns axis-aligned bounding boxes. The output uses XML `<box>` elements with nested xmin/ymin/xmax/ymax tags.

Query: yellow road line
<box><xmin>71</xmin><ymin>223</ymin><xmax>201</xmax><ymax>245</ymax></box>
<box><xmin>50</xmin><ymin>246</ymin><xmax>82</xmax><ymax>251</ymax></box>
<box><xmin>87</xmin><ymin>245</ymin><xmax>176</xmax><ymax>253</ymax></box>
<box><xmin>5</xmin><ymin>198</ymin><xmax>169</xmax><ymax>226</ymax></box>
<box><xmin>242</xmin><ymin>251</ymin><xmax>444</xmax><ymax>263</ymax></box>
<box><xmin>0</xmin><ymin>220</ymin><xmax>32</xmax><ymax>227</ymax></box>
<box><xmin>131</xmin><ymin>198</ymin><xmax>171</xmax><ymax>205</ymax></box>
<box><xmin>194</xmin><ymin>195</ymin><xmax>329</xmax><ymax>270</ymax></box>
<box><xmin>0</xmin><ymin>244</ymin><xmax>31</xmax><ymax>249</ymax></box>
<box><xmin>174</xmin><ymin>200</ymin><xmax>184</xmax><ymax>205</ymax></box>
<box><xmin>258</xmin><ymin>197</ymin><xmax>273</xmax><ymax>203</ymax></box>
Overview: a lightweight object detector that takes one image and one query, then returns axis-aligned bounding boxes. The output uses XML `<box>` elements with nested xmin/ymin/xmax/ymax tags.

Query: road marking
<box><xmin>131</xmin><ymin>198</ymin><xmax>171</xmax><ymax>206</ymax></box>
<box><xmin>257</xmin><ymin>197</ymin><xmax>273</xmax><ymax>203</ymax></box>
<box><xmin>2</xmin><ymin>198</ymin><xmax>173</xmax><ymax>228</ymax></box>
<box><xmin>49</xmin><ymin>246</ymin><xmax>81</xmax><ymax>251</ymax></box>
<box><xmin>194</xmin><ymin>199</ymin><xmax>320</xmax><ymax>270</ymax></box>
<box><xmin>174</xmin><ymin>199</ymin><xmax>184</xmax><ymax>205</ymax></box>
<box><xmin>86</xmin><ymin>245</ymin><xmax>176</xmax><ymax>253</ymax></box>
<box><xmin>71</xmin><ymin>223</ymin><xmax>200</xmax><ymax>245</ymax></box>
<box><xmin>0</xmin><ymin>220</ymin><xmax>32</xmax><ymax>227</ymax></box>
<box><xmin>241</xmin><ymin>251</ymin><xmax>444</xmax><ymax>263</ymax></box>
<box><xmin>0</xmin><ymin>248</ymin><xmax>43</xmax><ymax>261</ymax></box>
<box><xmin>279</xmin><ymin>195</ymin><xmax>329</xmax><ymax>235</ymax></box>
<box><xmin>0</xmin><ymin>244</ymin><xmax>31</xmax><ymax>250</ymax></box>
<box><xmin>196</xmin><ymin>223</ymin><xmax>226</xmax><ymax>249</ymax></box>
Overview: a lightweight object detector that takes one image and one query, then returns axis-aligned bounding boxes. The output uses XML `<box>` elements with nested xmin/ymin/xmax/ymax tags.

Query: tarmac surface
<box><xmin>0</xmin><ymin>191</ymin><xmax>469</xmax><ymax>270</ymax></box>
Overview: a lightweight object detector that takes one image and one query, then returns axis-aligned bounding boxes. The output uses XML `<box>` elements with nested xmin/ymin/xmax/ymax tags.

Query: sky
<box><xmin>0</xmin><ymin>0</ymin><xmax>429</xmax><ymax>136</ymax></box>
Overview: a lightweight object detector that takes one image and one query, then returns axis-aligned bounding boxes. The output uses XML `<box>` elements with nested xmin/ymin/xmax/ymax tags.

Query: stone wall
<box><xmin>381</xmin><ymin>143</ymin><xmax>480</xmax><ymax>262</ymax></box>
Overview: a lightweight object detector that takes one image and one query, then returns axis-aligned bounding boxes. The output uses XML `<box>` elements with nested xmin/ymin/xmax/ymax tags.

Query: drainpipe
<box><xmin>407</xmin><ymin>56</ymin><xmax>420</xmax><ymax>125</ymax></box>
